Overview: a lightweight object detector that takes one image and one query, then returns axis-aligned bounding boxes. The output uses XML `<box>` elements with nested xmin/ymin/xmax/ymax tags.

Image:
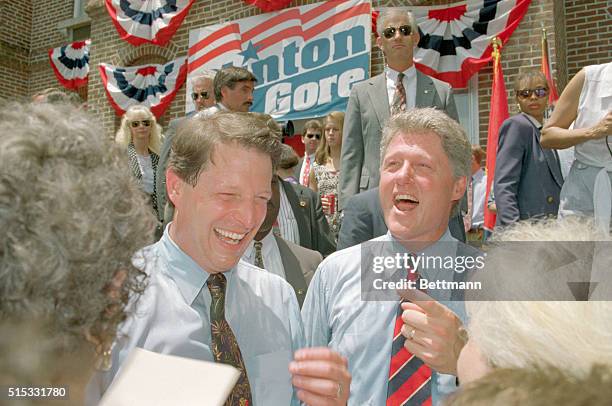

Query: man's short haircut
<box><xmin>169</xmin><ymin>111</ymin><xmax>282</xmax><ymax>186</ymax></box>
<box><xmin>376</xmin><ymin>9</ymin><xmax>418</xmax><ymax>37</ymax></box>
<box><xmin>447</xmin><ymin>365</ymin><xmax>612</xmax><ymax>406</ymax></box>
<box><xmin>513</xmin><ymin>70</ymin><xmax>548</xmax><ymax>92</ymax></box>
<box><xmin>471</xmin><ymin>145</ymin><xmax>485</xmax><ymax>165</ymax></box>
<box><xmin>213</xmin><ymin>66</ymin><xmax>258</xmax><ymax>102</ymax></box>
<box><xmin>279</xmin><ymin>143</ymin><xmax>299</xmax><ymax>170</ymax></box>
<box><xmin>190</xmin><ymin>70</ymin><xmax>216</xmax><ymax>87</ymax></box>
<box><xmin>303</xmin><ymin>119</ymin><xmax>322</xmax><ymax>134</ymax></box>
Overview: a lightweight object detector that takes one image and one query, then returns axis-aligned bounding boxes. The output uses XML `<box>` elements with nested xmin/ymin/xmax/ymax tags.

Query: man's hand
<box><xmin>399</xmin><ymin>288</ymin><xmax>467</xmax><ymax>375</ymax></box>
<box><xmin>289</xmin><ymin>347</ymin><xmax>351</xmax><ymax>406</ymax></box>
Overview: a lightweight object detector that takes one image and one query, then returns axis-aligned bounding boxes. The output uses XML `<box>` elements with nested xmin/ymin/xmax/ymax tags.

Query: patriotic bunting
<box><xmin>105</xmin><ymin>0</ymin><xmax>195</xmax><ymax>46</ymax></box>
<box><xmin>99</xmin><ymin>57</ymin><xmax>188</xmax><ymax>118</ymax></box>
<box><xmin>383</xmin><ymin>0</ymin><xmax>532</xmax><ymax>88</ymax></box>
<box><xmin>48</xmin><ymin>40</ymin><xmax>91</xmax><ymax>90</ymax></box>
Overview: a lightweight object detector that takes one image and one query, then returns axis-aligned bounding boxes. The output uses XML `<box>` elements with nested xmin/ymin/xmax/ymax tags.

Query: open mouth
<box><xmin>214</xmin><ymin>227</ymin><xmax>247</xmax><ymax>245</ymax></box>
<box><xmin>394</xmin><ymin>193</ymin><xmax>419</xmax><ymax>211</ymax></box>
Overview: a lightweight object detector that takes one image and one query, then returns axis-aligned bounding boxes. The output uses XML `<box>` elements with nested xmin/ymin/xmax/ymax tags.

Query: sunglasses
<box><xmin>517</xmin><ymin>87</ymin><xmax>548</xmax><ymax>99</ymax></box>
<box><xmin>130</xmin><ymin>120</ymin><xmax>151</xmax><ymax>128</ymax></box>
<box><xmin>382</xmin><ymin>25</ymin><xmax>412</xmax><ymax>39</ymax></box>
<box><xmin>191</xmin><ymin>91</ymin><xmax>210</xmax><ymax>101</ymax></box>
<box><xmin>305</xmin><ymin>133</ymin><xmax>321</xmax><ymax>140</ymax></box>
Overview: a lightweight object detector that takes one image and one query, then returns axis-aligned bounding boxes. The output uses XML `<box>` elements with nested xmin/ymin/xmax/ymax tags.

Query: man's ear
<box><xmin>376</xmin><ymin>34</ymin><xmax>383</xmax><ymax>51</ymax></box>
<box><xmin>412</xmin><ymin>30</ymin><xmax>420</xmax><ymax>47</ymax></box>
<box><xmin>166</xmin><ymin>168</ymin><xmax>184</xmax><ymax>207</ymax></box>
<box><xmin>452</xmin><ymin>175</ymin><xmax>467</xmax><ymax>202</ymax></box>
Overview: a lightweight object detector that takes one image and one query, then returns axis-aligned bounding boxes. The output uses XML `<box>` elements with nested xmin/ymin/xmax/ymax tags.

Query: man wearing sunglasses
<box><xmin>295</xmin><ymin>119</ymin><xmax>323</xmax><ymax>187</ymax></box>
<box><xmin>155</xmin><ymin>71</ymin><xmax>216</xmax><ymax>233</ymax></box>
<box><xmin>339</xmin><ymin>9</ymin><xmax>458</xmax><ymax>213</ymax></box>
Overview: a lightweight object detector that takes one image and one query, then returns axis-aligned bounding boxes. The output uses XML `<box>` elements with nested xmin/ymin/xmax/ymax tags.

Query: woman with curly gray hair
<box><xmin>0</xmin><ymin>101</ymin><xmax>157</xmax><ymax>404</ymax></box>
<box><xmin>115</xmin><ymin>105</ymin><xmax>164</xmax><ymax>218</ymax></box>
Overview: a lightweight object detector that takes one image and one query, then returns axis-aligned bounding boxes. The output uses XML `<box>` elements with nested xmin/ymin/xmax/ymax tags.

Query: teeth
<box><xmin>395</xmin><ymin>194</ymin><xmax>418</xmax><ymax>203</ymax></box>
<box><xmin>214</xmin><ymin>228</ymin><xmax>246</xmax><ymax>243</ymax></box>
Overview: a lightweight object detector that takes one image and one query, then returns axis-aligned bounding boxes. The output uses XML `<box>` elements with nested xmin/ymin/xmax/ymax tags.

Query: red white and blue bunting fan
<box><xmin>396</xmin><ymin>0</ymin><xmax>532</xmax><ymax>88</ymax></box>
<box><xmin>105</xmin><ymin>0</ymin><xmax>195</xmax><ymax>46</ymax></box>
<box><xmin>48</xmin><ymin>39</ymin><xmax>90</xmax><ymax>90</ymax></box>
<box><xmin>99</xmin><ymin>57</ymin><xmax>188</xmax><ymax>118</ymax></box>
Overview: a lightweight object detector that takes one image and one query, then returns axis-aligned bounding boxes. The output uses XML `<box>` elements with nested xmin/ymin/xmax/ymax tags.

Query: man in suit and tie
<box><xmin>294</xmin><ymin>119</ymin><xmax>322</xmax><ymax>187</ymax></box>
<box><xmin>339</xmin><ymin>8</ymin><xmax>459</xmax><ymax>211</ymax></box>
<box><xmin>155</xmin><ymin>71</ymin><xmax>215</xmax><ymax>229</ymax></box>
<box><xmin>243</xmin><ymin>175</ymin><xmax>322</xmax><ymax>307</ymax></box>
<box><xmin>494</xmin><ymin>71</ymin><xmax>564</xmax><ymax>227</ymax></box>
<box><xmin>277</xmin><ymin>177</ymin><xmax>336</xmax><ymax>257</ymax></box>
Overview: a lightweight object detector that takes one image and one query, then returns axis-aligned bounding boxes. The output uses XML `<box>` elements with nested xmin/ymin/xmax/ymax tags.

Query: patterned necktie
<box><xmin>253</xmin><ymin>241</ymin><xmax>265</xmax><ymax>269</ymax></box>
<box><xmin>391</xmin><ymin>72</ymin><xmax>407</xmax><ymax>116</ymax></box>
<box><xmin>386</xmin><ymin>260</ymin><xmax>432</xmax><ymax>405</ymax></box>
<box><xmin>207</xmin><ymin>274</ymin><xmax>253</xmax><ymax>406</ymax></box>
<box><xmin>301</xmin><ymin>155</ymin><xmax>311</xmax><ymax>186</ymax></box>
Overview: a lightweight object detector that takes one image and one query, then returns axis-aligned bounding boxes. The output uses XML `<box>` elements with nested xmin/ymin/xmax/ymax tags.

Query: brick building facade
<box><xmin>1</xmin><ymin>0</ymin><xmax>610</xmax><ymax>143</ymax></box>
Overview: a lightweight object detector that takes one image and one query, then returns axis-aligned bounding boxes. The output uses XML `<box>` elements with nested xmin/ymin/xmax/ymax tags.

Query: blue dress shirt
<box><xmin>301</xmin><ymin>230</ymin><xmax>466</xmax><ymax>405</ymax></box>
<box><xmin>87</xmin><ymin>225</ymin><xmax>304</xmax><ymax>405</ymax></box>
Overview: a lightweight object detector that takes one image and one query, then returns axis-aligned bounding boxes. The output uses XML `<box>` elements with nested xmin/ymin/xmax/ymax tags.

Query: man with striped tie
<box><xmin>302</xmin><ymin>108</ymin><xmax>475</xmax><ymax>405</ymax></box>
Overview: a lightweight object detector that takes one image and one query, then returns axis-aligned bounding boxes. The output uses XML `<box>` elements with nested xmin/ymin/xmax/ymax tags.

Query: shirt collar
<box><xmin>385</xmin><ymin>65</ymin><xmax>416</xmax><ymax>83</ymax></box>
<box><xmin>244</xmin><ymin>230</ymin><xmax>274</xmax><ymax>258</ymax></box>
<box><xmin>160</xmin><ymin>223</ymin><xmax>235</xmax><ymax>305</ymax></box>
<box><xmin>385</xmin><ymin>228</ymin><xmax>455</xmax><ymax>257</ymax></box>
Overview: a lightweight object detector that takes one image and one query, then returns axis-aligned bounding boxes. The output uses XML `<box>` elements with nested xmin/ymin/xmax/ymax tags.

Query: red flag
<box><xmin>484</xmin><ymin>38</ymin><xmax>509</xmax><ymax>231</ymax></box>
<box><xmin>541</xmin><ymin>28</ymin><xmax>559</xmax><ymax>105</ymax></box>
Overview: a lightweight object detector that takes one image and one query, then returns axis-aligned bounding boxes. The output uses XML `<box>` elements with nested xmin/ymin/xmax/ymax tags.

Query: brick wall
<box><xmin>29</xmin><ymin>0</ymin><xmax>77</xmax><ymax>96</ymax></box>
<box><xmin>0</xmin><ymin>1</ymin><xmax>32</xmax><ymax>100</ymax></box>
<box><xmin>564</xmin><ymin>0</ymin><xmax>612</xmax><ymax>79</ymax></box>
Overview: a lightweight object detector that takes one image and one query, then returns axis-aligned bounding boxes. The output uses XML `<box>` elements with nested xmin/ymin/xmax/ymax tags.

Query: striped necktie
<box><xmin>386</xmin><ymin>262</ymin><xmax>432</xmax><ymax>405</ymax></box>
<box><xmin>253</xmin><ymin>240</ymin><xmax>265</xmax><ymax>269</ymax></box>
<box><xmin>207</xmin><ymin>274</ymin><xmax>253</xmax><ymax>405</ymax></box>
<box><xmin>391</xmin><ymin>72</ymin><xmax>407</xmax><ymax>116</ymax></box>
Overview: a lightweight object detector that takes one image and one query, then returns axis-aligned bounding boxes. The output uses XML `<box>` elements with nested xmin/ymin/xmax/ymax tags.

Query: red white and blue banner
<box><xmin>99</xmin><ymin>57</ymin><xmax>188</xmax><ymax>118</ymax></box>
<box><xmin>382</xmin><ymin>0</ymin><xmax>531</xmax><ymax>88</ymax></box>
<box><xmin>105</xmin><ymin>0</ymin><xmax>195</xmax><ymax>46</ymax></box>
<box><xmin>48</xmin><ymin>39</ymin><xmax>90</xmax><ymax>90</ymax></box>
<box><xmin>187</xmin><ymin>0</ymin><xmax>371</xmax><ymax>120</ymax></box>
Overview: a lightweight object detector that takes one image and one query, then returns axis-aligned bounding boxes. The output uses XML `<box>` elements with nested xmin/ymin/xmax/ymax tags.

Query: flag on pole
<box><xmin>541</xmin><ymin>28</ymin><xmax>559</xmax><ymax>105</ymax></box>
<box><xmin>484</xmin><ymin>37</ymin><xmax>509</xmax><ymax>231</ymax></box>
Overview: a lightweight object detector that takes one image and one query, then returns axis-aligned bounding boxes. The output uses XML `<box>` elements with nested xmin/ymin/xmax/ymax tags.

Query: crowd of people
<box><xmin>1</xmin><ymin>7</ymin><xmax>611</xmax><ymax>406</ymax></box>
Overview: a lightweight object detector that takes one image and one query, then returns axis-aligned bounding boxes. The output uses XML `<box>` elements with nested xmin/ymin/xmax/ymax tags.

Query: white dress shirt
<box><xmin>277</xmin><ymin>182</ymin><xmax>300</xmax><ymax>245</ymax></box>
<box><xmin>471</xmin><ymin>168</ymin><xmax>487</xmax><ymax>229</ymax></box>
<box><xmin>299</xmin><ymin>153</ymin><xmax>316</xmax><ymax>186</ymax></box>
<box><xmin>87</xmin><ymin>225</ymin><xmax>304</xmax><ymax>406</ymax></box>
<box><xmin>385</xmin><ymin>65</ymin><xmax>417</xmax><ymax>110</ymax></box>
<box><xmin>242</xmin><ymin>231</ymin><xmax>286</xmax><ymax>280</ymax></box>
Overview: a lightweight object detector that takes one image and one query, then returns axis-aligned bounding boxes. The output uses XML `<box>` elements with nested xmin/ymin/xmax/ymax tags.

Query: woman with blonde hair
<box><xmin>309</xmin><ymin>111</ymin><xmax>344</xmax><ymax>239</ymax></box>
<box><xmin>115</xmin><ymin>105</ymin><xmax>164</xmax><ymax>217</ymax></box>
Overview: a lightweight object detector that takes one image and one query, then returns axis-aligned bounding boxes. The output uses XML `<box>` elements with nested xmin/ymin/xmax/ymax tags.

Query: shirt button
<box><xmin>297</xmin><ymin>289</ymin><xmax>305</xmax><ymax>295</ymax></box>
<box><xmin>547</xmin><ymin>196</ymin><xmax>554</xmax><ymax>204</ymax></box>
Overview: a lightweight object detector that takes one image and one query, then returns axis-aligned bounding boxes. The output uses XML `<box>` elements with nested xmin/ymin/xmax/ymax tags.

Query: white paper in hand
<box><xmin>99</xmin><ymin>348</ymin><xmax>240</xmax><ymax>406</ymax></box>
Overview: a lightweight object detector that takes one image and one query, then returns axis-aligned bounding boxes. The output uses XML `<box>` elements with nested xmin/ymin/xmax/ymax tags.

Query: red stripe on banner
<box><xmin>105</xmin><ymin>0</ymin><xmax>195</xmax><ymax>46</ymax></box>
<box><xmin>386</xmin><ymin>364</ymin><xmax>431</xmax><ymax>405</ymax></box>
<box><xmin>254</xmin><ymin>3</ymin><xmax>370</xmax><ymax>52</ymax></box>
<box><xmin>241</xmin><ymin>9</ymin><xmax>301</xmax><ymax>43</ymax></box>
<box><xmin>301</xmin><ymin>0</ymin><xmax>347</xmax><ymax>23</ymax></box>
<box><xmin>428</xmin><ymin>4</ymin><xmax>466</xmax><ymax>22</ymax></box>
<box><xmin>188</xmin><ymin>39</ymin><xmax>243</xmax><ymax>73</ymax></box>
<box><xmin>415</xmin><ymin>0</ymin><xmax>533</xmax><ymax>88</ymax></box>
<box><xmin>188</xmin><ymin>23</ymin><xmax>241</xmax><ymax>57</ymax></box>
<box><xmin>99</xmin><ymin>64</ymin><xmax>127</xmax><ymax>117</ymax></box>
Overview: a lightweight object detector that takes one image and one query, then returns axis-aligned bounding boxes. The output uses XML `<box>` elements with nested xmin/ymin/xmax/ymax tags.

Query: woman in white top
<box><xmin>115</xmin><ymin>105</ymin><xmax>164</xmax><ymax>218</ymax></box>
<box><xmin>541</xmin><ymin>62</ymin><xmax>612</xmax><ymax>234</ymax></box>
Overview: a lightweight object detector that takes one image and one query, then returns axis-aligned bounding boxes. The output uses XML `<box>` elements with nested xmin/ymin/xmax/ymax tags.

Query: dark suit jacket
<box><xmin>338</xmin><ymin>70</ymin><xmax>459</xmax><ymax>210</ymax></box>
<box><xmin>494</xmin><ymin>113</ymin><xmax>563</xmax><ymax>227</ymax></box>
<box><xmin>281</xmin><ymin>179</ymin><xmax>336</xmax><ymax>257</ymax></box>
<box><xmin>337</xmin><ymin>187</ymin><xmax>466</xmax><ymax>250</ymax></box>
<box><xmin>155</xmin><ymin>112</ymin><xmax>195</xmax><ymax>227</ymax></box>
<box><xmin>275</xmin><ymin>235</ymin><xmax>321</xmax><ymax>307</ymax></box>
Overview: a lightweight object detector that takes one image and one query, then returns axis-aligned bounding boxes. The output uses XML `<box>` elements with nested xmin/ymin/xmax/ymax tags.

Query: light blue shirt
<box><xmin>87</xmin><ymin>225</ymin><xmax>304</xmax><ymax>406</ymax></box>
<box><xmin>471</xmin><ymin>168</ymin><xmax>487</xmax><ymax>228</ymax></box>
<box><xmin>301</xmin><ymin>230</ymin><xmax>466</xmax><ymax>406</ymax></box>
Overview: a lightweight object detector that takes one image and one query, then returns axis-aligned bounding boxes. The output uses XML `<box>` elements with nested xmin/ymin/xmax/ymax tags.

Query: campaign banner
<box><xmin>187</xmin><ymin>0</ymin><xmax>371</xmax><ymax>120</ymax></box>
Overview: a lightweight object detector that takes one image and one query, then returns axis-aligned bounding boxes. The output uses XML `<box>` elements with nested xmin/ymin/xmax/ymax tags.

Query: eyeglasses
<box><xmin>382</xmin><ymin>25</ymin><xmax>412</xmax><ymax>39</ymax></box>
<box><xmin>191</xmin><ymin>91</ymin><xmax>210</xmax><ymax>101</ymax></box>
<box><xmin>305</xmin><ymin>133</ymin><xmax>321</xmax><ymax>140</ymax></box>
<box><xmin>517</xmin><ymin>87</ymin><xmax>548</xmax><ymax>99</ymax></box>
<box><xmin>130</xmin><ymin>120</ymin><xmax>151</xmax><ymax>128</ymax></box>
